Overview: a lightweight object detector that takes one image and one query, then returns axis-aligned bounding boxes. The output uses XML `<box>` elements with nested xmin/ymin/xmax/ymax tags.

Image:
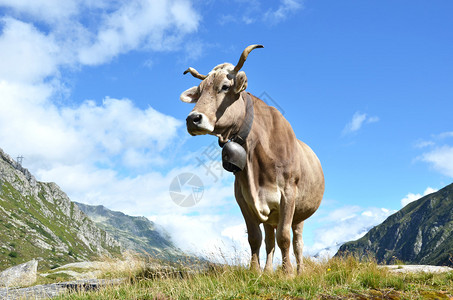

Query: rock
<box><xmin>40</xmin><ymin>261</ymin><xmax>104</xmax><ymax>280</ymax></box>
<box><xmin>0</xmin><ymin>278</ymin><xmax>125</xmax><ymax>300</ymax></box>
<box><xmin>382</xmin><ymin>264</ymin><xmax>453</xmax><ymax>274</ymax></box>
<box><xmin>0</xmin><ymin>259</ymin><xmax>38</xmax><ymax>287</ymax></box>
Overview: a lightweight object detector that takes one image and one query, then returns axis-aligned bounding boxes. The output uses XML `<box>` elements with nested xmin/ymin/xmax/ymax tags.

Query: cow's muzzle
<box><xmin>186</xmin><ymin>111</ymin><xmax>214</xmax><ymax>135</ymax></box>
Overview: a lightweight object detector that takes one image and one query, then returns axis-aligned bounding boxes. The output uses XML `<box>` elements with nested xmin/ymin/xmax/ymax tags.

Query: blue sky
<box><xmin>0</xmin><ymin>0</ymin><xmax>452</xmax><ymax>262</ymax></box>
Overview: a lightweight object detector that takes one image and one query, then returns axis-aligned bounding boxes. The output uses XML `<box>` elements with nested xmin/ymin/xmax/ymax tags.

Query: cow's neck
<box><xmin>217</xmin><ymin>92</ymin><xmax>254</xmax><ymax>147</ymax></box>
<box><xmin>231</xmin><ymin>92</ymin><xmax>254</xmax><ymax>145</ymax></box>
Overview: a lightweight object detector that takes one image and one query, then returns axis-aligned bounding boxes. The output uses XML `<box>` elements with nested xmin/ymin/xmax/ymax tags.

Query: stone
<box><xmin>382</xmin><ymin>264</ymin><xmax>453</xmax><ymax>274</ymax></box>
<box><xmin>0</xmin><ymin>259</ymin><xmax>38</xmax><ymax>287</ymax></box>
<box><xmin>0</xmin><ymin>278</ymin><xmax>125</xmax><ymax>300</ymax></box>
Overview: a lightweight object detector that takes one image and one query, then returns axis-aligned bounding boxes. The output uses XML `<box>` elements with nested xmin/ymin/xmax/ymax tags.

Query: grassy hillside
<box><xmin>336</xmin><ymin>183</ymin><xmax>453</xmax><ymax>266</ymax></box>
<box><xmin>0</xmin><ymin>148</ymin><xmax>121</xmax><ymax>271</ymax></box>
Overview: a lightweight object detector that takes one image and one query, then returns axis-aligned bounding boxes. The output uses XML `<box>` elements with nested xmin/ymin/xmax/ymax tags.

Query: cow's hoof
<box><xmin>250</xmin><ymin>263</ymin><xmax>261</xmax><ymax>273</ymax></box>
<box><xmin>296</xmin><ymin>265</ymin><xmax>304</xmax><ymax>276</ymax></box>
<box><xmin>282</xmin><ymin>265</ymin><xmax>294</xmax><ymax>277</ymax></box>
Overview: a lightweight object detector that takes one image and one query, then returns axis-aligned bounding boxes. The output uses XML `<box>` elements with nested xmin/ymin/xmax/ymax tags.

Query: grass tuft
<box><xmin>52</xmin><ymin>254</ymin><xmax>453</xmax><ymax>299</ymax></box>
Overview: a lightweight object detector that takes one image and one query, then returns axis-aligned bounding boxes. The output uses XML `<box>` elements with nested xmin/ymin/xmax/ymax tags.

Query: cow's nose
<box><xmin>186</xmin><ymin>113</ymin><xmax>203</xmax><ymax>126</ymax></box>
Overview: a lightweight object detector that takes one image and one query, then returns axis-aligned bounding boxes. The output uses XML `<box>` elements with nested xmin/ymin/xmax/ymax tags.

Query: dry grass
<box><xmin>96</xmin><ymin>251</ymin><xmax>149</xmax><ymax>279</ymax></box>
<box><xmin>53</xmin><ymin>255</ymin><xmax>453</xmax><ymax>300</ymax></box>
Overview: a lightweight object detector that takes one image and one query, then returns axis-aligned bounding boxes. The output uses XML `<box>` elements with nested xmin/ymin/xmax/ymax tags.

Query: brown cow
<box><xmin>180</xmin><ymin>45</ymin><xmax>324</xmax><ymax>274</ymax></box>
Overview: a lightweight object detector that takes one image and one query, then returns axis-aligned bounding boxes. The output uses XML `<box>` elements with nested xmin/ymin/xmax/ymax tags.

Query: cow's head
<box><xmin>180</xmin><ymin>44</ymin><xmax>263</xmax><ymax>141</ymax></box>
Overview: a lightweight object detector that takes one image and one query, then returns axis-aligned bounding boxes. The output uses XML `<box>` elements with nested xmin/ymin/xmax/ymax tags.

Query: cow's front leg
<box><xmin>234</xmin><ymin>180</ymin><xmax>262</xmax><ymax>272</ymax></box>
<box><xmin>276</xmin><ymin>191</ymin><xmax>295</xmax><ymax>275</ymax></box>
<box><xmin>246</xmin><ymin>221</ymin><xmax>262</xmax><ymax>272</ymax></box>
<box><xmin>263</xmin><ymin>223</ymin><xmax>275</xmax><ymax>272</ymax></box>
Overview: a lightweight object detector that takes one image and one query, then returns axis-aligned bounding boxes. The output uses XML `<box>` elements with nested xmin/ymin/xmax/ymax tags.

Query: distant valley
<box><xmin>75</xmin><ymin>202</ymin><xmax>188</xmax><ymax>262</ymax></box>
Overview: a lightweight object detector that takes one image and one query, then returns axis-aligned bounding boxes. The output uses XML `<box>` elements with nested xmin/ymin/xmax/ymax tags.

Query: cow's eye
<box><xmin>221</xmin><ymin>85</ymin><xmax>230</xmax><ymax>91</ymax></box>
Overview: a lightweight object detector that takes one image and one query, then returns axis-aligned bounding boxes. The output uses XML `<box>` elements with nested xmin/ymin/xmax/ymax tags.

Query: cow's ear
<box><xmin>234</xmin><ymin>71</ymin><xmax>248</xmax><ymax>94</ymax></box>
<box><xmin>180</xmin><ymin>86</ymin><xmax>200</xmax><ymax>103</ymax></box>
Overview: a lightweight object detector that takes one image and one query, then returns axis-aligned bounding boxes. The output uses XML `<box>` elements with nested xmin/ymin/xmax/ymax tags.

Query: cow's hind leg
<box><xmin>276</xmin><ymin>190</ymin><xmax>295</xmax><ymax>275</ymax></box>
<box><xmin>263</xmin><ymin>223</ymin><xmax>275</xmax><ymax>273</ymax></box>
<box><xmin>292</xmin><ymin>220</ymin><xmax>304</xmax><ymax>275</ymax></box>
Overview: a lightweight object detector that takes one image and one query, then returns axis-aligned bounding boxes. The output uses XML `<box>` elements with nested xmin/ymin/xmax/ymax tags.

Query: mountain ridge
<box><xmin>74</xmin><ymin>202</ymin><xmax>187</xmax><ymax>261</ymax></box>
<box><xmin>0</xmin><ymin>147</ymin><xmax>121</xmax><ymax>271</ymax></box>
<box><xmin>336</xmin><ymin>183</ymin><xmax>453</xmax><ymax>266</ymax></box>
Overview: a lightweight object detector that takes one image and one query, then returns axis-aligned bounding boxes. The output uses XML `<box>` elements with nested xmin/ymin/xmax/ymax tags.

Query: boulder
<box><xmin>0</xmin><ymin>259</ymin><xmax>38</xmax><ymax>287</ymax></box>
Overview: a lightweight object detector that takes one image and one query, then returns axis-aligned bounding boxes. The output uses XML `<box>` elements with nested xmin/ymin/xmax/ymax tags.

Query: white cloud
<box><xmin>436</xmin><ymin>132</ymin><xmax>453</xmax><ymax>139</ymax></box>
<box><xmin>342</xmin><ymin>111</ymin><xmax>379</xmax><ymax>135</ymax></box>
<box><xmin>400</xmin><ymin>187</ymin><xmax>437</xmax><ymax>207</ymax></box>
<box><xmin>348</xmin><ymin>112</ymin><xmax>367</xmax><ymax>132</ymax></box>
<box><xmin>77</xmin><ymin>0</ymin><xmax>200</xmax><ymax>65</ymax></box>
<box><xmin>421</xmin><ymin>146</ymin><xmax>453</xmax><ymax>178</ymax></box>
<box><xmin>264</xmin><ymin>0</ymin><xmax>302</xmax><ymax>24</ymax></box>
<box><xmin>414</xmin><ymin>132</ymin><xmax>453</xmax><ymax>149</ymax></box>
<box><xmin>153</xmin><ymin>214</ymin><xmax>250</xmax><ymax>264</ymax></box>
<box><xmin>0</xmin><ymin>89</ymin><xmax>182</xmax><ymax>171</ymax></box>
<box><xmin>0</xmin><ymin>0</ymin><xmax>199</xmax><ymax>169</ymax></box>
<box><xmin>1</xmin><ymin>0</ymin><xmax>200</xmax><ymax>70</ymax></box>
<box><xmin>219</xmin><ymin>0</ymin><xmax>301</xmax><ymax>26</ymax></box>
<box><xmin>0</xmin><ymin>18</ymin><xmax>60</xmax><ymax>83</ymax></box>
<box><xmin>415</xmin><ymin>132</ymin><xmax>453</xmax><ymax>178</ymax></box>
<box><xmin>0</xmin><ymin>81</ymin><xmax>82</xmax><ymax>163</ymax></box>
<box><xmin>305</xmin><ymin>206</ymin><xmax>394</xmax><ymax>258</ymax></box>
<box><xmin>367</xmin><ymin>116</ymin><xmax>380</xmax><ymax>123</ymax></box>
<box><xmin>64</xmin><ymin>99</ymin><xmax>182</xmax><ymax>162</ymax></box>
<box><xmin>0</xmin><ymin>0</ymin><xmax>80</xmax><ymax>23</ymax></box>
<box><xmin>222</xmin><ymin>223</ymin><xmax>247</xmax><ymax>241</ymax></box>
<box><xmin>415</xmin><ymin>140</ymin><xmax>435</xmax><ymax>148</ymax></box>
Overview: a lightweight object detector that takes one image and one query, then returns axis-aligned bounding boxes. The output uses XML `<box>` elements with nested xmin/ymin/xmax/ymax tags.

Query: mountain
<box><xmin>74</xmin><ymin>202</ymin><xmax>187</xmax><ymax>261</ymax></box>
<box><xmin>0</xmin><ymin>148</ymin><xmax>121</xmax><ymax>271</ymax></box>
<box><xmin>336</xmin><ymin>183</ymin><xmax>453</xmax><ymax>266</ymax></box>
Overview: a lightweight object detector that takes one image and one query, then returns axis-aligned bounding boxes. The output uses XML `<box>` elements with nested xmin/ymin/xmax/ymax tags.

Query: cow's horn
<box><xmin>233</xmin><ymin>44</ymin><xmax>264</xmax><ymax>73</ymax></box>
<box><xmin>183</xmin><ymin>67</ymin><xmax>207</xmax><ymax>80</ymax></box>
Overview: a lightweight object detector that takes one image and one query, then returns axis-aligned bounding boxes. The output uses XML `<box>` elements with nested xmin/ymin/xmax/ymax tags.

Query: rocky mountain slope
<box><xmin>336</xmin><ymin>183</ymin><xmax>453</xmax><ymax>266</ymax></box>
<box><xmin>0</xmin><ymin>148</ymin><xmax>121</xmax><ymax>271</ymax></box>
<box><xmin>74</xmin><ymin>202</ymin><xmax>187</xmax><ymax>261</ymax></box>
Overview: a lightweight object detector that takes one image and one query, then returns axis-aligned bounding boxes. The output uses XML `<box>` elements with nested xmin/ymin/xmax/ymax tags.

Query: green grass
<box><xmin>44</xmin><ymin>272</ymin><xmax>75</xmax><ymax>282</ymax></box>
<box><xmin>52</xmin><ymin>256</ymin><xmax>453</xmax><ymax>299</ymax></box>
<box><xmin>8</xmin><ymin>251</ymin><xmax>18</xmax><ymax>258</ymax></box>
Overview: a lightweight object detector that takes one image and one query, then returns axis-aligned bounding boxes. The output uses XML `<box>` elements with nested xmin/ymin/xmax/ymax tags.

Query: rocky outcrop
<box><xmin>336</xmin><ymin>183</ymin><xmax>453</xmax><ymax>266</ymax></box>
<box><xmin>0</xmin><ymin>147</ymin><xmax>121</xmax><ymax>271</ymax></box>
<box><xmin>0</xmin><ymin>259</ymin><xmax>38</xmax><ymax>287</ymax></box>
